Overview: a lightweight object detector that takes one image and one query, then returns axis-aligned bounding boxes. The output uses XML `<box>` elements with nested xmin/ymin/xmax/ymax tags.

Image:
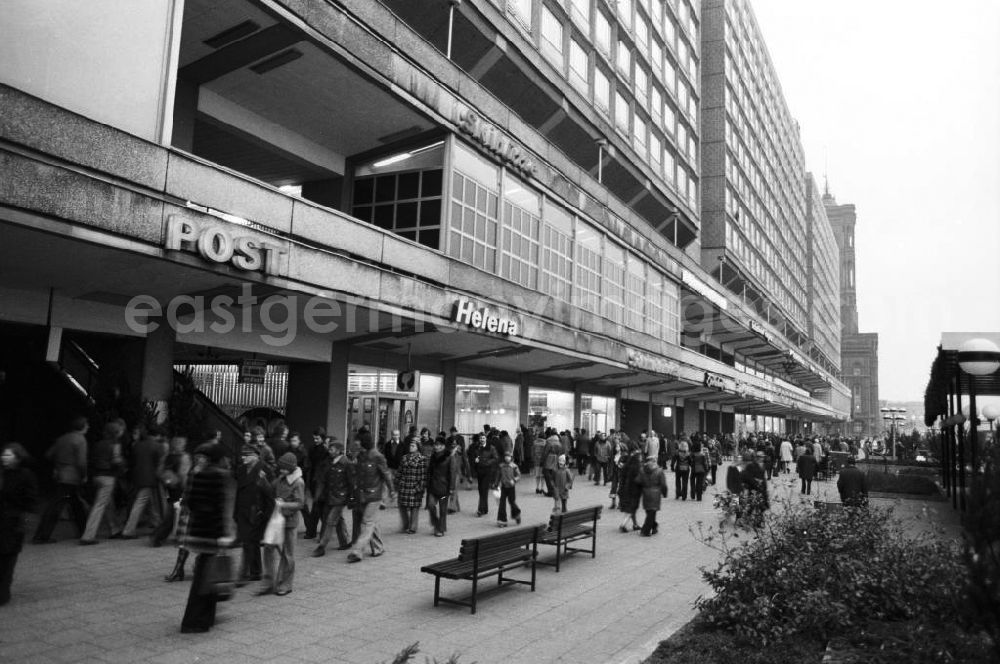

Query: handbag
<box><xmin>198</xmin><ymin>552</ymin><xmax>234</xmax><ymax>601</ymax></box>
<box><xmin>261</xmin><ymin>505</ymin><xmax>285</xmax><ymax>547</ymax></box>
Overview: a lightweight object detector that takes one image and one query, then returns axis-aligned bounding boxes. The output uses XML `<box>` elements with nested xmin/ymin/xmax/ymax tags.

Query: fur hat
<box><xmin>277</xmin><ymin>452</ymin><xmax>297</xmax><ymax>472</ymax></box>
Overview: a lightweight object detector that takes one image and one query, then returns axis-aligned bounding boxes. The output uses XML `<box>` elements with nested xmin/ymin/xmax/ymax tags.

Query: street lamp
<box><xmin>880</xmin><ymin>406</ymin><xmax>906</xmax><ymax>461</ymax></box>
<box><xmin>957</xmin><ymin>338</ymin><xmax>1000</xmax><ymax>477</ymax></box>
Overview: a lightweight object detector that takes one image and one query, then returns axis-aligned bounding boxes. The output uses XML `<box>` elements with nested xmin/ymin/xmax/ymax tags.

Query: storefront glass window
<box><xmin>581</xmin><ymin>394</ymin><xmax>617</xmax><ymax>433</ymax></box>
<box><xmin>528</xmin><ymin>388</ymin><xmax>574</xmax><ymax>433</ymax></box>
<box><xmin>449</xmin><ymin>142</ymin><xmax>500</xmax><ymax>273</ymax></box>
<box><xmin>419</xmin><ymin>373</ymin><xmax>443</xmax><ymax>434</ymax></box>
<box><xmin>455</xmin><ymin>378</ymin><xmax>520</xmax><ymax>437</ymax></box>
<box><xmin>348</xmin><ymin>365</ymin><xmax>421</xmax><ymax>444</ymax></box>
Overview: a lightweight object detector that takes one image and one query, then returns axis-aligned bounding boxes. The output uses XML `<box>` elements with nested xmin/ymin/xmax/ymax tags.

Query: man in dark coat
<box><xmin>742</xmin><ymin>451</ymin><xmax>769</xmax><ymax>512</ymax></box>
<box><xmin>313</xmin><ymin>440</ymin><xmax>355</xmax><ymax>556</ymax></box>
<box><xmin>837</xmin><ymin>457</ymin><xmax>868</xmax><ymax>507</ymax></box>
<box><xmin>33</xmin><ymin>416</ymin><xmax>89</xmax><ymax>543</ymax></box>
<box><xmin>121</xmin><ymin>425</ymin><xmax>167</xmax><ymax>538</ymax></box>
<box><xmin>796</xmin><ymin>446</ymin><xmax>818</xmax><ymax>495</ymax></box>
<box><xmin>234</xmin><ymin>445</ymin><xmax>272</xmax><ymax>583</ymax></box>
<box><xmin>348</xmin><ymin>438</ymin><xmax>393</xmax><ymax>562</ymax></box>
<box><xmin>426</xmin><ymin>438</ymin><xmax>454</xmax><ymax>536</ymax></box>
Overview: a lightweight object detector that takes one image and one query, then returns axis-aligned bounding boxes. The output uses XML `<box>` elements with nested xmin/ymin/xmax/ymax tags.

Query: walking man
<box><xmin>34</xmin><ymin>416</ymin><xmax>90</xmax><ymax>543</ymax></box>
<box><xmin>348</xmin><ymin>437</ymin><xmax>394</xmax><ymax>562</ymax></box>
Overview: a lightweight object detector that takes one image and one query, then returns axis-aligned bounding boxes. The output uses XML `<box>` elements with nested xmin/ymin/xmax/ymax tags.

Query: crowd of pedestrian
<box><xmin>1</xmin><ymin>416</ymin><xmax>871</xmax><ymax>632</ymax></box>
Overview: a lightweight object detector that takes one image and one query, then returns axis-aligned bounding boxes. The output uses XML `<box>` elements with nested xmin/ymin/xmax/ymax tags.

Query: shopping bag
<box><xmin>198</xmin><ymin>552</ymin><xmax>235</xmax><ymax>601</ymax></box>
<box><xmin>261</xmin><ymin>506</ymin><xmax>285</xmax><ymax>547</ymax></box>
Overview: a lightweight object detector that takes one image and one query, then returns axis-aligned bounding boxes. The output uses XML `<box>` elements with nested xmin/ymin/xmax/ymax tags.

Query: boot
<box><xmin>164</xmin><ymin>548</ymin><xmax>189</xmax><ymax>582</ymax></box>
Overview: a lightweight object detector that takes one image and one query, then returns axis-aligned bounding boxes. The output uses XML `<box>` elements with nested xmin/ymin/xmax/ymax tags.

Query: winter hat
<box><xmin>277</xmin><ymin>452</ymin><xmax>298</xmax><ymax>472</ymax></box>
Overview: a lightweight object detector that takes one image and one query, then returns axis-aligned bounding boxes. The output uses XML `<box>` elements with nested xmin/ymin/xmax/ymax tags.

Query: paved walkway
<box><xmin>0</xmin><ymin>465</ymin><xmax>961</xmax><ymax>664</ymax></box>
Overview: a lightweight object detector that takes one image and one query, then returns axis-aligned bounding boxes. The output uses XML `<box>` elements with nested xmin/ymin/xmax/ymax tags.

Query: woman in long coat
<box><xmin>0</xmin><ymin>443</ymin><xmax>37</xmax><ymax>606</ymax></box>
<box><xmin>395</xmin><ymin>440</ymin><xmax>427</xmax><ymax>533</ymax></box>
<box><xmin>616</xmin><ymin>440</ymin><xmax>643</xmax><ymax>533</ymax></box>
<box><xmin>181</xmin><ymin>443</ymin><xmax>231</xmax><ymax>633</ymax></box>
<box><xmin>636</xmin><ymin>455</ymin><xmax>668</xmax><ymax>536</ymax></box>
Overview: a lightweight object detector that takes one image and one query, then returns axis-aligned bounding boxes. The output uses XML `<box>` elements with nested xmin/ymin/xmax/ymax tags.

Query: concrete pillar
<box><xmin>141</xmin><ymin>323</ymin><xmax>175</xmax><ymax>423</ymax></box>
<box><xmin>519</xmin><ymin>373</ymin><xmax>530</xmax><ymax>431</ymax></box>
<box><xmin>45</xmin><ymin>326</ymin><xmax>63</xmax><ymax>363</ymax></box>
<box><xmin>682</xmin><ymin>398</ymin><xmax>701</xmax><ymax>435</ymax></box>
<box><xmin>573</xmin><ymin>384</ymin><xmax>583</xmax><ymax>431</ymax></box>
<box><xmin>285</xmin><ymin>344</ymin><xmax>350</xmax><ymax>442</ymax></box>
<box><xmin>442</xmin><ymin>361</ymin><xmax>457</xmax><ymax>429</ymax></box>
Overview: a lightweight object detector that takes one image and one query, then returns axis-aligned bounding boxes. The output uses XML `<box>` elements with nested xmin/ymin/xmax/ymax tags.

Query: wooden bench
<box><xmin>537</xmin><ymin>505</ymin><xmax>602</xmax><ymax>572</ymax></box>
<box><xmin>420</xmin><ymin>525</ymin><xmax>540</xmax><ymax>614</ymax></box>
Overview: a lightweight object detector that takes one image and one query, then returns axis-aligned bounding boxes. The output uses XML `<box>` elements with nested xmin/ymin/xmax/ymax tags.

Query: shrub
<box><xmin>693</xmin><ymin>499</ymin><xmax>964</xmax><ymax>646</ymax></box>
<box><xmin>962</xmin><ymin>445</ymin><xmax>1000</xmax><ymax>660</ymax></box>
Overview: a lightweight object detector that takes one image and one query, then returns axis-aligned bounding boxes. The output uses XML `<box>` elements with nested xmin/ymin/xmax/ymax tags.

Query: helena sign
<box><xmin>452</xmin><ymin>299</ymin><xmax>519</xmax><ymax>336</ymax></box>
<box><xmin>457</xmin><ymin>110</ymin><xmax>537</xmax><ymax>178</ymax></box>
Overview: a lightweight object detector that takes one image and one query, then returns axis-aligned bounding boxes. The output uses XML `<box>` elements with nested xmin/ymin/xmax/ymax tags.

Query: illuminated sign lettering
<box><xmin>452</xmin><ymin>299</ymin><xmax>519</xmax><ymax>336</ymax></box>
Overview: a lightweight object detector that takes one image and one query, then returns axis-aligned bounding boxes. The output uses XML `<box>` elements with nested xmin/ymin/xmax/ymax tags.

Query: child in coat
<box><xmin>553</xmin><ymin>454</ymin><xmax>574</xmax><ymax>514</ymax></box>
<box><xmin>495</xmin><ymin>453</ymin><xmax>521</xmax><ymax>527</ymax></box>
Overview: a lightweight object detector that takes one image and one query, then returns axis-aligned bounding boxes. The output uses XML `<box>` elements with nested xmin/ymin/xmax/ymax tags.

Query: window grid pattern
<box><xmin>575</xmin><ymin>243</ymin><xmax>602</xmax><ymax>315</ymax></box>
<box><xmin>602</xmin><ymin>259</ymin><xmax>625</xmax><ymax>325</ymax></box>
<box><xmin>624</xmin><ymin>264</ymin><xmax>645</xmax><ymax>330</ymax></box>
<box><xmin>449</xmin><ymin>171</ymin><xmax>498</xmax><ymax>273</ymax></box>
<box><xmin>540</xmin><ymin>225</ymin><xmax>573</xmax><ymax>302</ymax></box>
<box><xmin>500</xmin><ymin>200</ymin><xmax>540</xmax><ymax>289</ymax></box>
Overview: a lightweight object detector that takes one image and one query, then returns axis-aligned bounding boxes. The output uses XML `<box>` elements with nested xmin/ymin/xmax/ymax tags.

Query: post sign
<box><xmin>238</xmin><ymin>358</ymin><xmax>267</xmax><ymax>384</ymax></box>
<box><xmin>165</xmin><ymin>215</ymin><xmax>287</xmax><ymax>275</ymax></box>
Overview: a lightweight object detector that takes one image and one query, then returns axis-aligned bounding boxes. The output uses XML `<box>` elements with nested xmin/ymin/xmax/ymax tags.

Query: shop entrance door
<box><xmin>348</xmin><ymin>393</ymin><xmax>418</xmax><ymax>443</ymax></box>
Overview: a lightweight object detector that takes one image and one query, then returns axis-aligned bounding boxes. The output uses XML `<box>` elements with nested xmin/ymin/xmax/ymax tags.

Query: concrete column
<box><xmin>519</xmin><ymin>373</ymin><xmax>530</xmax><ymax>430</ymax></box>
<box><xmin>573</xmin><ymin>384</ymin><xmax>583</xmax><ymax>431</ymax></box>
<box><xmin>682</xmin><ymin>398</ymin><xmax>701</xmax><ymax>435</ymax></box>
<box><xmin>285</xmin><ymin>344</ymin><xmax>350</xmax><ymax>442</ymax></box>
<box><xmin>442</xmin><ymin>361</ymin><xmax>457</xmax><ymax>429</ymax></box>
<box><xmin>141</xmin><ymin>323</ymin><xmax>175</xmax><ymax>423</ymax></box>
<box><xmin>45</xmin><ymin>326</ymin><xmax>63</xmax><ymax>363</ymax></box>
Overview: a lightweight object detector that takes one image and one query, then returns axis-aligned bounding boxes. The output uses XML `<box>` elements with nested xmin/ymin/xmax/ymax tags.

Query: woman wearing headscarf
<box><xmin>180</xmin><ymin>443</ymin><xmax>232</xmax><ymax>633</ymax></box>
<box><xmin>615</xmin><ymin>439</ymin><xmax>643</xmax><ymax>533</ymax></box>
<box><xmin>0</xmin><ymin>443</ymin><xmax>38</xmax><ymax>606</ymax></box>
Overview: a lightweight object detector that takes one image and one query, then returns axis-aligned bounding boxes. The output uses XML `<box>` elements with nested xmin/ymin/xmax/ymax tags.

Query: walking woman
<box><xmin>616</xmin><ymin>440</ymin><xmax>643</xmax><ymax>532</ymax></box>
<box><xmin>636</xmin><ymin>455</ymin><xmax>668</xmax><ymax>536</ymax></box>
<box><xmin>164</xmin><ymin>446</ymin><xmax>209</xmax><ymax>582</ymax></box>
<box><xmin>180</xmin><ymin>443</ymin><xmax>232</xmax><ymax>633</ymax></box>
<box><xmin>396</xmin><ymin>440</ymin><xmax>427</xmax><ymax>534</ymax></box>
<box><xmin>152</xmin><ymin>436</ymin><xmax>190</xmax><ymax>547</ymax></box>
<box><xmin>1</xmin><ymin>443</ymin><xmax>38</xmax><ymax>606</ymax></box>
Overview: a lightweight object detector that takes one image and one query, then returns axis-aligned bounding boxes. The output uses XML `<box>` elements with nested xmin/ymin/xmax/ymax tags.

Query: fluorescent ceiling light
<box><xmin>372</xmin><ymin>152</ymin><xmax>412</xmax><ymax>168</ymax></box>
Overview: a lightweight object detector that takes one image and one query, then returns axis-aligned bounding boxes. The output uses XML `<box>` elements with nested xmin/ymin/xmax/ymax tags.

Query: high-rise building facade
<box><xmin>698</xmin><ymin>0</ymin><xmax>846</xmax><ymax>410</ymax></box>
<box><xmin>825</xmin><ymin>191</ymin><xmax>880</xmax><ymax>437</ymax></box>
<box><xmin>806</xmin><ymin>174</ymin><xmax>840</xmax><ymax>376</ymax></box>
<box><xmin>0</xmin><ymin>0</ymin><xmax>849</xmax><ymax>455</ymax></box>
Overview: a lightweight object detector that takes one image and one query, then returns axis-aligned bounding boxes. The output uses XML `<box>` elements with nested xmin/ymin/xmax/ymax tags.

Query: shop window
<box><xmin>352</xmin><ymin>141</ymin><xmax>444</xmax><ymax>250</ymax></box>
<box><xmin>455</xmin><ymin>378</ymin><xmax>520</xmax><ymax>436</ymax></box>
<box><xmin>575</xmin><ymin>222</ymin><xmax>602</xmax><ymax>314</ymax></box>
<box><xmin>528</xmin><ymin>388</ymin><xmax>574</xmax><ymax>432</ymax></box>
<box><xmin>602</xmin><ymin>240</ymin><xmax>625</xmax><ymax>324</ymax></box>
<box><xmin>448</xmin><ymin>143</ymin><xmax>500</xmax><ymax>273</ymax></box>
<box><xmin>540</xmin><ymin>199</ymin><xmax>573</xmax><ymax>302</ymax></box>
<box><xmin>581</xmin><ymin>394</ymin><xmax>617</xmax><ymax>433</ymax></box>
<box><xmin>500</xmin><ymin>174</ymin><xmax>541</xmax><ymax>289</ymax></box>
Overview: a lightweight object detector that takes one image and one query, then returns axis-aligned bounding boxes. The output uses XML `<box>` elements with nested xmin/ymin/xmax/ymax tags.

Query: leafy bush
<box><xmin>962</xmin><ymin>445</ymin><xmax>1000</xmax><ymax>660</ymax></box>
<box><xmin>693</xmin><ymin>500</ymin><xmax>964</xmax><ymax>646</ymax></box>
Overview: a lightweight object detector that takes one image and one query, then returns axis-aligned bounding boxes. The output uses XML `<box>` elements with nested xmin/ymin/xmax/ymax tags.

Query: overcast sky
<box><xmin>747</xmin><ymin>0</ymin><xmax>1000</xmax><ymax>403</ymax></box>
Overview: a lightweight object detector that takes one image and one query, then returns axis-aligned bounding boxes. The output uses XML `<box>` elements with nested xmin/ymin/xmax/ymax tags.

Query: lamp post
<box><xmin>880</xmin><ymin>406</ymin><xmax>906</xmax><ymax>462</ymax></box>
<box><xmin>957</xmin><ymin>338</ymin><xmax>1000</xmax><ymax>480</ymax></box>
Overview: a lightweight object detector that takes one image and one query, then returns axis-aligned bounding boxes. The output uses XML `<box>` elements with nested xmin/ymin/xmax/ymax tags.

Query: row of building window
<box><xmin>533</xmin><ymin>0</ymin><xmax>698</xmax><ymax>205</ymax></box>
<box><xmin>447</xmin><ymin>142</ymin><xmax>681</xmax><ymax>341</ymax></box>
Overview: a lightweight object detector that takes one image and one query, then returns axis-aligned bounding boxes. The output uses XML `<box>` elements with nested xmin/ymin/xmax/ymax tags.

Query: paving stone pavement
<box><xmin>0</xmin><ymin>465</ymin><xmax>951</xmax><ymax>664</ymax></box>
